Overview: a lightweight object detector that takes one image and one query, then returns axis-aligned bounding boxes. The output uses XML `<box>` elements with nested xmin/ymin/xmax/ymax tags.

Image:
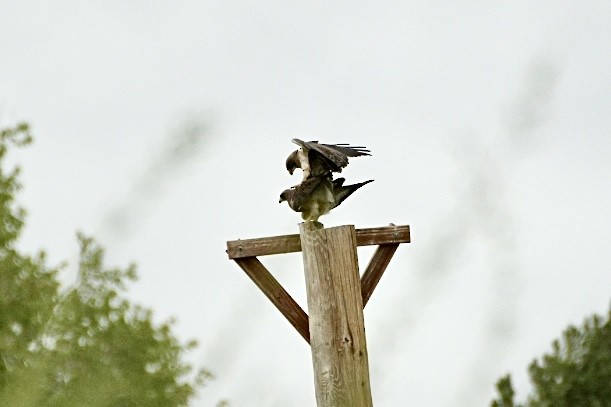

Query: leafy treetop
<box><xmin>0</xmin><ymin>123</ymin><xmax>210</xmax><ymax>407</ymax></box>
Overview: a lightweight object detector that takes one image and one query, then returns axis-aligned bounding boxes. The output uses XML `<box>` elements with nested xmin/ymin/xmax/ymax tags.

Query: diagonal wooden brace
<box><xmin>361</xmin><ymin>244</ymin><xmax>400</xmax><ymax>308</ymax></box>
<box><xmin>234</xmin><ymin>257</ymin><xmax>310</xmax><ymax>343</ymax></box>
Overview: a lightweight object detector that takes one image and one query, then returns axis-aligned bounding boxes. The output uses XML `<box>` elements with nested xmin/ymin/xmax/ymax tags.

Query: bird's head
<box><xmin>285</xmin><ymin>151</ymin><xmax>299</xmax><ymax>175</ymax></box>
<box><xmin>279</xmin><ymin>190</ymin><xmax>290</xmax><ymax>203</ymax></box>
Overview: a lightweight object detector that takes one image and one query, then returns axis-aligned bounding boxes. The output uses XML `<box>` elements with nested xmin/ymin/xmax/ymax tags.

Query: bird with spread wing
<box><xmin>280</xmin><ymin>139</ymin><xmax>373</xmax><ymax>222</ymax></box>
<box><xmin>279</xmin><ymin>176</ymin><xmax>373</xmax><ymax>222</ymax></box>
<box><xmin>285</xmin><ymin>138</ymin><xmax>371</xmax><ymax>180</ymax></box>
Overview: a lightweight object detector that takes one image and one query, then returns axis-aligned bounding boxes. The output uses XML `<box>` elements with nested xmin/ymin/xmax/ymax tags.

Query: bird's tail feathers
<box><xmin>333</xmin><ymin>179</ymin><xmax>374</xmax><ymax>208</ymax></box>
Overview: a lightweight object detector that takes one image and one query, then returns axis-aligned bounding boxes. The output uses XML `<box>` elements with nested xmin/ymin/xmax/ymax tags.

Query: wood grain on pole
<box><xmin>299</xmin><ymin>223</ymin><xmax>373</xmax><ymax>407</ymax></box>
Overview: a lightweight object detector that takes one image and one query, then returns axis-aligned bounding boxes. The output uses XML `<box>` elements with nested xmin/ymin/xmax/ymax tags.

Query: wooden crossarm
<box><xmin>226</xmin><ymin>224</ymin><xmax>409</xmax><ymax>259</ymax></box>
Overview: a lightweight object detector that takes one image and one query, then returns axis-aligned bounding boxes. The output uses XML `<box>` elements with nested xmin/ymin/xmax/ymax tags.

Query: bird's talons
<box><xmin>302</xmin><ymin>220</ymin><xmax>324</xmax><ymax>229</ymax></box>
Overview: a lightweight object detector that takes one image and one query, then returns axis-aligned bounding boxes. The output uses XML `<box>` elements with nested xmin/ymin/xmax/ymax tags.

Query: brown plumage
<box><xmin>285</xmin><ymin>139</ymin><xmax>371</xmax><ymax>180</ymax></box>
<box><xmin>279</xmin><ymin>174</ymin><xmax>373</xmax><ymax>222</ymax></box>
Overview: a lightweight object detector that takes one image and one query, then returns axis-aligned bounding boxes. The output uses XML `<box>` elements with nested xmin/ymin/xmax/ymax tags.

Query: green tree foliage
<box><xmin>0</xmin><ymin>123</ymin><xmax>209</xmax><ymax>406</ymax></box>
<box><xmin>491</xmin><ymin>306</ymin><xmax>611</xmax><ymax>407</ymax></box>
<box><xmin>491</xmin><ymin>374</ymin><xmax>515</xmax><ymax>407</ymax></box>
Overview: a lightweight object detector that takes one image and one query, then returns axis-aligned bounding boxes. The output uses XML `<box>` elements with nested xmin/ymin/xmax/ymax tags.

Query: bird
<box><xmin>285</xmin><ymin>139</ymin><xmax>371</xmax><ymax>181</ymax></box>
<box><xmin>279</xmin><ymin>174</ymin><xmax>373</xmax><ymax>222</ymax></box>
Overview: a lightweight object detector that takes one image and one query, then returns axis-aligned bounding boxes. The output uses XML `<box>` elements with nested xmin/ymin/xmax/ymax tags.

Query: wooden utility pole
<box><xmin>226</xmin><ymin>223</ymin><xmax>410</xmax><ymax>406</ymax></box>
<box><xmin>300</xmin><ymin>222</ymin><xmax>372</xmax><ymax>406</ymax></box>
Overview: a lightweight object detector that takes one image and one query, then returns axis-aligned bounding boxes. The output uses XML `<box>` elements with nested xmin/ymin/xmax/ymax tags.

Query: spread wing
<box><xmin>292</xmin><ymin>138</ymin><xmax>370</xmax><ymax>173</ymax></box>
<box><xmin>331</xmin><ymin>178</ymin><xmax>374</xmax><ymax>209</ymax></box>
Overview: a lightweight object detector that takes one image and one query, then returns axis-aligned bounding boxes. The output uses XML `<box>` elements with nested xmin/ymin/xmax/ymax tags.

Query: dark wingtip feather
<box><xmin>322</xmin><ymin>142</ymin><xmax>372</xmax><ymax>157</ymax></box>
<box><xmin>333</xmin><ymin>179</ymin><xmax>374</xmax><ymax>207</ymax></box>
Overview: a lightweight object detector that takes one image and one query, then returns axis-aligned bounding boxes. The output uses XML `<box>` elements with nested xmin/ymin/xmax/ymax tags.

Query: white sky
<box><xmin>1</xmin><ymin>2</ymin><xmax>610</xmax><ymax>406</ymax></box>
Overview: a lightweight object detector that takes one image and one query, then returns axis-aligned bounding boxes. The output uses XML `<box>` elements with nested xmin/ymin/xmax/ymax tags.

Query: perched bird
<box><xmin>285</xmin><ymin>139</ymin><xmax>371</xmax><ymax>180</ymax></box>
<box><xmin>279</xmin><ymin>175</ymin><xmax>373</xmax><ymax>222</ymax></box>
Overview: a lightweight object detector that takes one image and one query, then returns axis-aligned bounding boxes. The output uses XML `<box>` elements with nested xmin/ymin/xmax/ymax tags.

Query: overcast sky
<box><xmin>1</xmin><ymin>2</ymin><xmax>610</xmax><ymax>406</ymax></box>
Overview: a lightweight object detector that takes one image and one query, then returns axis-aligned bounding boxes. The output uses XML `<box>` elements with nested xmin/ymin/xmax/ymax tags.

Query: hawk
<box><xmin>279</xmin><ymin>175</ymin><xmax>373</xmax><ymax>222</ymax></box>
<box><xmin>285</xmin><ymin>138</ymin><xmax>371</xmax><ymax>180</ymax></box>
